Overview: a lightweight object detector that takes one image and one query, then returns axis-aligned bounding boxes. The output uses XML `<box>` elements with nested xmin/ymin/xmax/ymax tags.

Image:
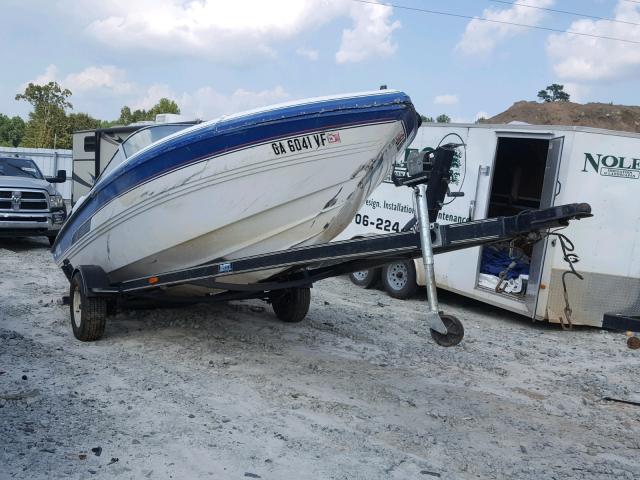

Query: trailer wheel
<box><xmin>271</xmin><ymin>287</ymin><xmax>310</xmax><ymax>323</ymax></box>
<box><xmin>430</xmin><ymin>314</ymin><xmax>464</xmax><ymax>347</ymax></box>
<box><xmin>348</xmin><ymin>268</ymin><xmax>380</xmax><ymax>289</ymax></box>
<box><xmin>381</xmin><ymin>261</ymin><xmax>417</xmax><ymax>299</ymax></box>
<box><xmin>70</xmin><ymin>272</ymin><xmax>107</xmax><ymax>341</ymax></box>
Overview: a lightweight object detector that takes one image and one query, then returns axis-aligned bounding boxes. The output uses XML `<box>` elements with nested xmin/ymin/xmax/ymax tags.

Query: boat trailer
<box><xmin>62</xmin><ymin>145</ymin><xmax>592</xmax><ymax>346</ymax></box>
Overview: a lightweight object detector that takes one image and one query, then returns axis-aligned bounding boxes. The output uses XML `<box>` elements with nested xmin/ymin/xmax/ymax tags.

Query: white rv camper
<box><xmin>72</xmin><ymin>125</ymin><xmax>145</xmax><ymax>203</ymax></box>
<box><xmin>340</xmin><ymin>123</ymin><xmax>640</xmax><ymax>330</ymax></box>
<box><xmin>71</xmin><ymin>117</ymin><xmax>198</xmax><ymax>204</ymax></box>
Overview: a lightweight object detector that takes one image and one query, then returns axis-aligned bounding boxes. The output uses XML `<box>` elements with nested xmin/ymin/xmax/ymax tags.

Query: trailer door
<box><xmin>525</xmin><ymin>136</ymin><xmax>564</xmax><ymax>315</ymax></box>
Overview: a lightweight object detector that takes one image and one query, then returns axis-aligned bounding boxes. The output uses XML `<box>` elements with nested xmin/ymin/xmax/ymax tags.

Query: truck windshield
<box><xmin>0</xmin><ymin>157</ymin><xmax>44</xmax><ymax>179</ymax></box>
<box><xmin>99</xmin><ymin>124</ymin><xmax>191</xmax><ymax>181</ymax></box>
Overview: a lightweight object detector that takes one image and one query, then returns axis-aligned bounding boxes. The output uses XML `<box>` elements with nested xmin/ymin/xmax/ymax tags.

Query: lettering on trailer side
<box><xmin>582</xmin><ymin>152</ymin><xmax>640</xmax><ymax>180</ymax></box>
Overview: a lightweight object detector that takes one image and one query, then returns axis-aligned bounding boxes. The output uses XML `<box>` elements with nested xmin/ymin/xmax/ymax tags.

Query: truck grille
<box><xmin>0</xmin><ymin>215</ymin><xmax>48</xmax><ymax>223</ymax></box>
<box><xmin>0</xmin><ymin>189</ymin><xmax>49</xmax><ymax>212</ymax></box>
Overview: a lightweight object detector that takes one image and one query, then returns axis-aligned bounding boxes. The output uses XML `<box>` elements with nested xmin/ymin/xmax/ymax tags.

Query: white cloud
<box><xmin>136</xmin><ymin>83</ymin><xmax>291</xmax><ymax>120</ymax></box>
<box><xmin>546</xmin><ymin>2</ymin><xmax>640</xmax><ymax>84</ymax></box>
<box><xmin>296</xmin><ymin>48</ymin><xmax>319</xmax><ymax>61</ymax></box>
<box><xmin>73</xmin><ymin>0</ymin><xmax>399</xmax><ymax>65</ymax></box>
<box><xmin>30</xmin><ymin>64</ymin><xmax>58</xmax><ymax>85</ymax></box>
<box><xmin>179</xmin><ymin>86</ymin><xmax>290</xmax><ymax>119</ymax></box>
<box><xmin>560</xmin><ymin>83</ymin><xmax>590</xmax><ymax>103</ymax></box>
<box><xmin>433</xmin><ymin>94</ymin><xmax>459</xmax><ymax>106</ymax></box>
<box><xmin>26</xmin><ymin>64</ymin><xmax>134</xmax><ymax>96</ymax></box>
<box><xmin>336</xmin><ymin>1</ymin><xmax>400</xmax><ymax>64</ymax></box>
<box><xmin>457</xmin><ymin>0</ymin><xmax>554</xmax><ymax>56</ymax></box>
<box><xmin>130</xmin><ymin>84</ymin><xmax>175</xmax><ymax>111</ymax></box>
<box><xmin>64</xmin><ymin>66</ymin><xmax>134</xmax><ymax>94</ymax></box>
<box><xmin>25</xmin><ymin>64</ymin><xmax>289</xmax><ymax>120</ymax></box>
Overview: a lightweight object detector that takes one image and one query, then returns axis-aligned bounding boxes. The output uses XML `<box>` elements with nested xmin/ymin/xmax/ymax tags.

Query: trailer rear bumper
<box><xmin>602</xmin><ymin>313</ymin><xmax>640</xmax><ymax>332</ymax></box>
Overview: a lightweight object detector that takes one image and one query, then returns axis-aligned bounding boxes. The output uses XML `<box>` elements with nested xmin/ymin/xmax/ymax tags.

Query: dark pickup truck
<box><xmin>0</xmin><ymin>155</ymin><xmax>67</xmax><ymax>245</ymax></box>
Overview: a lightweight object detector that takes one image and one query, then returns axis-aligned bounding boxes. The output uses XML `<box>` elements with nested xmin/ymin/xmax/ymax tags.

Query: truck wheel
<box><xmin>70</xmin><ymin>272</ymin><xmax>106</xmax><ymax>341</ymax></box>
<box><xmin>271</xmin><ymin>287</ymin><xmax>310</xmax><ymax>323</ymax></box>
<box><xmin>47</xmin><ymin>235</ymin><xmax>56</xmax><ymax>247</ymax></box>
<box><xmin>348</xmin><ymin>268</ymin><xmax>380</xmax><ymax>289</ymax></box>
<box><xmin>381</xmin><ymin>261</ymin><xmax>417</xmax><ymax>299</ymax></box>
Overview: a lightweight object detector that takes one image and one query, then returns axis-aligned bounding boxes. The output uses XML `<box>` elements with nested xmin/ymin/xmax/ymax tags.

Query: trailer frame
<box><xmin>63</xmin><ymin>202</ymin><xmax>591</xmax><ymax>344</ymax></box>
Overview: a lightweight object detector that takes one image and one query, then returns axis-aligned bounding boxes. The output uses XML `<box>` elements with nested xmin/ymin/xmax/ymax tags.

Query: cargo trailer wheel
<box><xmin>430</xmin><ymin>314</ymin><xmax>464</xmax><ymax>347</ymax></box>
<box><xmin>348</xmin><ymin>268</ymin><xmax>380</xmax><ymax>289</ymax></box>
<box><xmin>271</xmin><ymin>287</ymin><xmax>310</xmax><ymax>323</ymax></box>
<box><xmin>381</xmin><ymin>261</ymin><xmax>417</xmax><ymax>299</ymax></box>
<box><xmin>70</xmin><ymin>272</ymin><xmax>106</xmax><ymax>341</ymax></box>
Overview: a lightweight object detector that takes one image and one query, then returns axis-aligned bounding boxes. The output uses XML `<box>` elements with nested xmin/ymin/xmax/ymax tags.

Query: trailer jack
<box><xmin>394</xmin><ymin>144</ymin><xmax>470</xmax><ymax>345</ymax></box>
<box><xmin>414</xmin><ymin>182</ymin><xmax>464</xmax><ymax>345</ymax></box>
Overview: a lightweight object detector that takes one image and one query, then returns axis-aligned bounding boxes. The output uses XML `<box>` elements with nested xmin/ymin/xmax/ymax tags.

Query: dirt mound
<box><xmin>486</xmin><ymin>101</ymin><xmax>640</xmax><ymax>133</ymax></box>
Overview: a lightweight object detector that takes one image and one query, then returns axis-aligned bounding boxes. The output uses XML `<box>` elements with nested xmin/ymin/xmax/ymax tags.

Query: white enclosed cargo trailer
<box><xmin>339</xmin><ymin>123</ymin><xmax>640</xmax><ymax>330</ymax></box>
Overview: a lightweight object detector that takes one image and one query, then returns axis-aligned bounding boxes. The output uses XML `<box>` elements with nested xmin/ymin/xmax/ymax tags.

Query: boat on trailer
<box><xmin>54</xmin><ymin>122</ymin><xmax>591</xmax><ymax>346</ymax></box>
<box><xmin>53</xmin><ymin>90</ymin><xmax>421</xmax><ymax>290</ymax></box>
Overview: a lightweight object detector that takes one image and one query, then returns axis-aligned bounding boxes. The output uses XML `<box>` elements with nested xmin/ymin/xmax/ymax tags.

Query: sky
<box><xmin>1</xmin><ymin>0</ymin><xmax>639</xmax><ymax>123</ymax></box>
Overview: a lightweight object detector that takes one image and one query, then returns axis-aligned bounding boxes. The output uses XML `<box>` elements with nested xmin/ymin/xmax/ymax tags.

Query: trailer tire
<box><xmin>381</xmin><ymin>261</ymin><xmax>417</xmax><ymax>299</ymax></box>
<box><xmin>70</xmin><ymin>272</ymin><xmax>107</xmax><ymax>342</ymax></box>
<box><xmin>271</xmin><ymin>287</ymin><xmax>310</xmax><ymax>323</ymax></box>
<box><xmin>348</xmin><ymin>268</ymin><xmax>380</xmax><ymax>289</ymax></box>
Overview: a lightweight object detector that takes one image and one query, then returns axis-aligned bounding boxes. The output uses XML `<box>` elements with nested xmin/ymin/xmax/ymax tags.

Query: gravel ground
<box><xmin>1</xmin><ymin>237</ymin><xmax>639</xmax><ymax>480</ymax></box>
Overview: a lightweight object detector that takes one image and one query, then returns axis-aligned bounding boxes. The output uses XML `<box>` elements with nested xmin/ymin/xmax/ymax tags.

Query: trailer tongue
<box><xmin>63</xmin><ymin>146</ymin><xmax>592</xmax><ymax>346</ymax></box>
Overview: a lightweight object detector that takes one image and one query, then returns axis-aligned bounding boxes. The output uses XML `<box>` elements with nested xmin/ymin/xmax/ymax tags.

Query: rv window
<box><xmin>84</xmin><ymin>135</ymin><xmax>96</xmax><ymax>152</ymax></box>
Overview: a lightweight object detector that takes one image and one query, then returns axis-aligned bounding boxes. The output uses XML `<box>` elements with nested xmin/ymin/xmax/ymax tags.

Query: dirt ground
<box><xmin>1</xmin><ymin>237</ymin><xmax>639</xmax><ymax>480</ymax></box>
<box><xmin>486</xmin><ymin>100</ymin><xmax>640</xmax><ymax>133</ymax></box>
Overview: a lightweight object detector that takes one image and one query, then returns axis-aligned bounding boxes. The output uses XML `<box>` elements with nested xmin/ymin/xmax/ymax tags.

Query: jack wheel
<box><xmin>271</xmin><ymin>287</ymin><xmax>310</xmax><ymax>323</ymax></box>
<box><xmin>70</xmin><ymin>272</ymin><xmax>107</xmax><ymax>341</ymax></box>
<box><xmin>430</xmin><ymin>314</ymin><xmax>464</xmax><ymax>347</ymax></box>
<box><xmin>348</xmin><ymin>268</ymin><xmax>380</xmax><ymax>289</ymax></box>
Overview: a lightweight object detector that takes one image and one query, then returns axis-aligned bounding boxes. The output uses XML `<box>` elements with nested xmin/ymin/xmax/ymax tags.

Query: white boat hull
<box><xmin>57</xmin><ymin>121</ymin><xmax>407</xmax><ymax>290</ymax></box>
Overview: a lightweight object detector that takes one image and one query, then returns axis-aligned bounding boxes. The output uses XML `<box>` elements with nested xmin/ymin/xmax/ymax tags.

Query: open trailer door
<box><xmin>525</xmin><ymin>136</ymin><xmax>564</xmax><ymax>316</ymax></box>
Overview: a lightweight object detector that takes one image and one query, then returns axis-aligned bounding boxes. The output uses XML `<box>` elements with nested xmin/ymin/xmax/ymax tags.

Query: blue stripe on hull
<box><xmin>54</xmin><ymin>91</ymin><xmax>418</xmax><ymax>263</ymax></box>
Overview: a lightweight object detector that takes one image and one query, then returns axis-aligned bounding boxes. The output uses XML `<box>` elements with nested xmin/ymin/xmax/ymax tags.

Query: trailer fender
<box><xmin>72</xmin><ymin>265</ymin><xmax>112</xmax><ymax>298</ymax></box>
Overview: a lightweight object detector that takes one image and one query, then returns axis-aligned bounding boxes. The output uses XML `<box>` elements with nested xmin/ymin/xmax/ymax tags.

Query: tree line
<box><xmin>0</xmin><ymin>81</ymin><xmax>181</xmax><ymax>149</ymax></box>
<box><xmin>1</xmin><ymin>81</ymin><xmax>572</xmax><ymax>149</ymax></box>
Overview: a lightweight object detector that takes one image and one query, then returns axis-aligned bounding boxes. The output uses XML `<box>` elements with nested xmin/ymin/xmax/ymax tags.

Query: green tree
<box><xmin>117</xmin><ymin>105</ymin><xmax>134</xmax><ymax>125</ymax></box>
<box><xmin>57</xmin><ymin>112</ymin><xmax>102</xmax><ymax>149</ymax></box>
<box><xmin>537</xmin><ymin>84</ymin><xmax>570</xmax><ymax>102</ymax></box>
<box><xmin>0</xmin><ymin>115</ymin><xmax>26</xmax><ymax>147</ymax></box>
<box><xmin>436</xmin><ymin>114</ymin><xmax>451</xmax><ymax>123</ymax></box>
<box><xmin>149</xmin><ymin>98</ymin><xmax>180</xmax><ymax>117</ymax></box>
<box><xmin>117</xmin><ymin>98</ymin><xmax>181</xmax><ymax>125</ymax></box>
<box><xmin>15</xmin><ymin>82</ymin><xmax>72</xmax><ymax>148</ymax></box>
<box><xmin>420</xmin><ymin>114</ymin><xmax>435</xmax><ymax>123</ymax></box>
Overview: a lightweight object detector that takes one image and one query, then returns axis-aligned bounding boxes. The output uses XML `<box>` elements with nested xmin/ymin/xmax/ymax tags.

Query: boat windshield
<box><xmin>100</xmin><ymin>124</ymin><xmax>191</xmax><ymax>180</ymax></box>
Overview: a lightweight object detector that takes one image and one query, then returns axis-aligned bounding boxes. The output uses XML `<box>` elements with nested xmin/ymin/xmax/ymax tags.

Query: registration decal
<box><xmin>271</xmin><ymin>132</ymin><xmax>339</xmax><ymax>156</ymax></box>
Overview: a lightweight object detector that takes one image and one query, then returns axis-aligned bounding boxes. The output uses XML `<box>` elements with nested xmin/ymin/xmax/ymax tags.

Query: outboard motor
<box><xmin>392</xmin><ymin>143</ymin><xmax>464</xmax><ymax>222</ymax></box>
